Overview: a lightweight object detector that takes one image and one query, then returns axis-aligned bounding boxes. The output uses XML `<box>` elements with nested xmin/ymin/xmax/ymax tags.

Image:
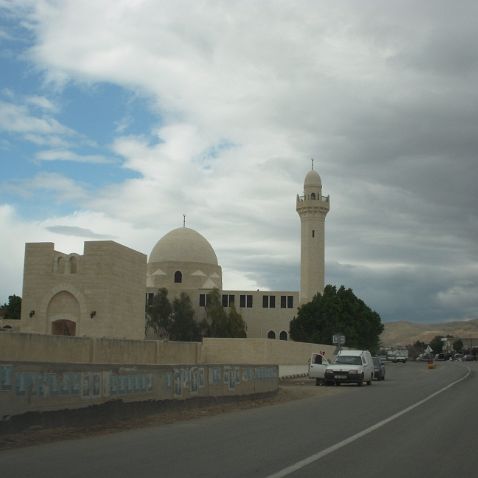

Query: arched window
<box><xmin>70</xmin><ymin>256</ymin><xmax>78</xmax><ymax>273</ymax></box>
<box><xmin>311</xmin><ymin>193</ymin><xmax>316</xmax><ymax>200</ymax></box>
<box><xmin>279</xmin><ymin>331</ymin><xmax>288</xmax><ymax>341</ymax></box>
<box><xmin>57</xmin><ymin>257</ymin><xmax>65</xmax><ymax>273</ymax></box>
<box><xmin>174</xmin><ymin>271</ymin><xmax>182</xmax><ymax>283</ymax></box>
<box><xmin>267</xmin><ymin>330</ymin><xmax>276</xmax><ymax>339</ymax></box>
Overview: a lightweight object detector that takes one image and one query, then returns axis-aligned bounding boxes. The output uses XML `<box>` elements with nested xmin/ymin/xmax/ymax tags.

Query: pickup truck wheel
<box><xmin>357</xmin><ymin>381</ymin><xmax>363</xmax><ymax>386</ymax></box>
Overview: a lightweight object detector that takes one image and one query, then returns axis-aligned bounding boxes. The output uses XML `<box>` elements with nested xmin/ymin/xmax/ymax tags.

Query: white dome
<box><xmin>304</xmin><ymin>169</ymin><xmax>322</xmax><ymax>188</ymax></box>
<box><xmin>149</xmin><ymin>227</ymin><xmax>218</xmax><ymax>265</ymax></box>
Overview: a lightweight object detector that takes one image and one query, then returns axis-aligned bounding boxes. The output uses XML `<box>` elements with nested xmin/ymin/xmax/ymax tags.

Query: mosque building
<box><xmin>17</xmin><ymin>167</ymin><xmax>329</xmax><ymax>341</ymax></box>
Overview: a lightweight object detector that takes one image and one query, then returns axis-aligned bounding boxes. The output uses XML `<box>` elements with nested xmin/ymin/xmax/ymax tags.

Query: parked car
<box><xmin>463</xmin><ymin>354</ymin><xmax>476</xmax><ymax>361</ymax></box>
<box><xmin>324</xmin><ymin>349</ymin><xmax>374</xmax><ymax>386</ymax></box>
<box><xmin>308</xmin><ymin>353</ymin><xmax>331</xmax><ymax>385</ymax></box>
<box><xmin>372</xmin><ymin>357</ymin><xmax>385</xmax><ymax>381</ymax></box>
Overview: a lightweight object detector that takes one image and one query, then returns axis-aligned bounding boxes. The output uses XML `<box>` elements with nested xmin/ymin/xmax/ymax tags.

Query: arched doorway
<box><xmin>51</xmin><ymin>319</ymin><xmax>76</xmax><ymax>336</ymax></box>
<box><xmin>47</xmin><ymin>291</ymin><xmax>80</xmax><ymax>336</ymax></box>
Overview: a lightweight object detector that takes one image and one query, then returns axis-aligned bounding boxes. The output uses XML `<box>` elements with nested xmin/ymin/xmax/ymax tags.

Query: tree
<box><xmin>289</xmin><ymin>285</ymin><xmax>384</xmax><ymax>354</ymax></box>
<box><xmin>453</xmin><ymin>339</ymin><xmax>464</xmax><ymax>353</ymax></box>
<box><xmin>146</xmin><ymin>289</ymin><xmax>200</xmax><ymax>341</ymax></box>
<box><xmin>146</xmin><ymin>288</ymin><xmax>172</xmax><ymax>338</ymax></box>
<box><xmin>430</xmin><ymin>335</ymin><xmax>444</xmax><ymax>354</ymax></box>
<box><xmin>407</xmin><ymin>340</ymin><xmax>426</xmax><ymax>360</ymax></box>
<box><xmin>170</xmin><ymin>293</ymin><xmax>201</xmax><ymax>341</ymax></box>
<box><xmin>203</xmin><ymin>289</ymin><xmax>247</xmax><ymax>338</ymax></box>
<box><xmin>1</xmin><ymin>295</ymin><xmax>22</xmax><ymax>320</ymax></box>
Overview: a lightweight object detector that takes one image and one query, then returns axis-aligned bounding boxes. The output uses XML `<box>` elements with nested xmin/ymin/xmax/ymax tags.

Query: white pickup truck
<box><xmin>308</xmin><ymin>353</ymin><xmax>331</xmax><ymax>386</ymax></box>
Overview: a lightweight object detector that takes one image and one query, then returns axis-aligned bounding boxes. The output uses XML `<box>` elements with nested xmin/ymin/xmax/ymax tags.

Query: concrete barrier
<box><xmin>0</xmin><ymin>361</ymin><xmax>278</xmax><ymax>418</ymax></box>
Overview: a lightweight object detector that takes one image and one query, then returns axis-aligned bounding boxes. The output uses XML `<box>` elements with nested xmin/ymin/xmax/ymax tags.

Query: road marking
<box><xmin>265</xmin><ymin>367</ymin><xmax>471</xmax><ymax>478</ymax></box>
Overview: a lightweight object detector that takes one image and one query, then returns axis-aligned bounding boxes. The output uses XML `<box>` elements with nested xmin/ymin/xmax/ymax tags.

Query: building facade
<box><xmin>18</xmin><ymin>167</ymin><xmax>329</xmax><ymax>340</ymax></box>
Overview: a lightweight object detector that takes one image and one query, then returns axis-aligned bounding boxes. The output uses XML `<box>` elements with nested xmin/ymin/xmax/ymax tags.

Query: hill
<box><xmin>380</xmin><ymin>319</ymin><xmax>478</xmax><ymax>346</ymax></box>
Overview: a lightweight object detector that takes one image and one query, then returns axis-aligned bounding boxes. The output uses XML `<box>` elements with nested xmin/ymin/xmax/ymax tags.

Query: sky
<box><xmin>0</xmin><ymin>0</ymin><xmax>477</xmax><ymax>324</ymax></box>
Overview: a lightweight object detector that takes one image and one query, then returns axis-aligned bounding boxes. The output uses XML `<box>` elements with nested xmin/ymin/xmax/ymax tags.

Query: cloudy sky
<box><xmin>1</xmin><ymin>0</ymin><xmax>477</xmax><ymax>324</ymax></box>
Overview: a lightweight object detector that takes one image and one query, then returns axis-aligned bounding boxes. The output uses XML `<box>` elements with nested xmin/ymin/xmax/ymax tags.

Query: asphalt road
<box><xmin>0</xmin><ymin>360</ymin><xmax>475</xmax><ymax>478</ymax></box>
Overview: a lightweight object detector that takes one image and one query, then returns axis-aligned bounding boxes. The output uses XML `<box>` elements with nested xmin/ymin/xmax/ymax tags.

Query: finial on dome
<box><xmin>183</xmin><ymin>214</ymin><xmax>186</xmax><ymax>228</ymax></box>
<box><xmin>311</xmin><ymin>158</ymin><xmax>314</xmax><ymax>170</ymax></box>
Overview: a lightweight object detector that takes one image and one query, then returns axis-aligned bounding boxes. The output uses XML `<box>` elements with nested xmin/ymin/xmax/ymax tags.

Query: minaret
<box><xmin>296</xmin><ymin>162</ymin><xmax>330</xmax><ymax>304</ymax></box>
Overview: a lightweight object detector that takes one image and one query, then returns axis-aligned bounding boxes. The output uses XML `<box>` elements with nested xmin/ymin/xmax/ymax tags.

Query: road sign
<box><xmin>332</xmin><ymin>334</ymin><xmax>346</xmax><ymax>345</ymax></box>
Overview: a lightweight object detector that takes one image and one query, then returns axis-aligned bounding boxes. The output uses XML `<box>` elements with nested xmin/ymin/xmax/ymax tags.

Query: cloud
<box><xmin>45</xmin><ymin>225</ymin><xmax>113</xmax><ymax>239</ymax></box>
<box><xmin>35</xmin><ymin>149</ymin><xmax>113</xmax><ymax>164</ymax></box>
<box><xmin>5</xmin><ymin>172</ymin><xmax>87</xmax><ymax>202</ymax></box>
<box><xmin>0</xmin><ymin>100</ymin><xmax>73</xmax><ymax>137</ymax></box>
<box><xmin>25</xmin><ymin>95</ymin><xmax>58</xmax><ymax>112</ymax></box>
<box><xmin>1</xmin><ymin>1</ymin><xmax>477</xmax><ymax>324</ymax></box>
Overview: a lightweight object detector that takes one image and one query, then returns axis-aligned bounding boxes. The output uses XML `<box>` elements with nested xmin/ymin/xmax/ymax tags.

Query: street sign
<box><xmin>332</xmin><ymin>334</ymin><xmax>346</xmax><ymax>345</ymax></box>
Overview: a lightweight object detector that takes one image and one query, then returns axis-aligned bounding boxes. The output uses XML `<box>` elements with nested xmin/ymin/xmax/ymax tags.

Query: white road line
<box><xmin>265</xmin><ymin>367</ymin><xmax>471</xmax><ymax>478</ymax></box>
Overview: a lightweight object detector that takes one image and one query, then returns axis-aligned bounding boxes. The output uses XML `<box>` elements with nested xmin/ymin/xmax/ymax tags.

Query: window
<box><xmin>287</xmin><ymin>296</ymin><xmax>294</xmax><ymax>308</ymax></box>
<box><xmin>312</xmin><ymin>230</ymin><xmax>315</xmax><ymax>238</ymax></box>
<box><xmin>279</xmin><ymin>331</ymin><xmax>288</xmax><ymax>341</ymax></box>
<box><xmin>199</xmin><ymin>294</ymin><xmax>206</xmax><ymax>307</ymax></box>
<box><xmin>267</xmin><ymin>330</ymin><xmax>276</xmax><ymax>339</ymax></box>
<box><xmin>311</xmin><ymin>193</ymin><xmax>316</xmax><ymax>200</ymax></box>
<box><xmin>174</xmin><ymin>271</ymin><xmax>182</xmax><ymax>283</ymax></box>
<box><xmin>146</xmin><ymin>293</ymin><xmax>154</xmax><ymax>306</ymax></box>
<box><xmin>240</xmin><ymin>294</ymin><xmax>253</xmax><ymax>308</ymax></box>
<box><xmin>222</xmin><ymin>294</ymin><xmax>235</xmax><ymax>307</ymax></box>
<box><xmin>70</xmin><ymin>256</ymin><xmax>78</xmax><ymax>273</ymax></box>
<box><xmin>281</xmin><ymin>295</ymin><xmax>287</xmax><ymax>308</ymax></box>
<box><xmin>263</xmin><ymin>295</ymin><xmax>276</xmax><ymax>308</ymax></box>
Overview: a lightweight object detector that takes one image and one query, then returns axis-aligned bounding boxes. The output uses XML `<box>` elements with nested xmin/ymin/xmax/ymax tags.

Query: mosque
<box><xmin>18</xmin><ymin>168</ymin><xmax>329</xmax><ymax>341</ymax></box>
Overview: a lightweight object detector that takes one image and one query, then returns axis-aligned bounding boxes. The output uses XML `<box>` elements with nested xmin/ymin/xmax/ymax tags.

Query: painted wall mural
<box><xmin>0</xmin><ymin>362</ymin><xmax>278</xmax><ymax>417</ymax></box>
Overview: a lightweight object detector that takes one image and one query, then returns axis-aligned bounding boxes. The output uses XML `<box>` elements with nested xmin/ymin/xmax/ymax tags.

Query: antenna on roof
<box><xmin>183</xmin><ymin>214</ymin><xmax>186</xmax><ymax>228</ymax></box>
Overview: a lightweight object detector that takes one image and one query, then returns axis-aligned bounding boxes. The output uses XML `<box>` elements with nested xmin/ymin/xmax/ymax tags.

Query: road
<box><xmin>0</xmin><ymin>361</ymin><xmax>476</xmax><ymax>477</ymax></box>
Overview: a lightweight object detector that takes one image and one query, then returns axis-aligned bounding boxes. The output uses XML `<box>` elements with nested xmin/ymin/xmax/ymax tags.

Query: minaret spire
<box><xmin>296</xmin><ymin>166</ymin><xmax>330</xmax><ymax>304</ymax></box>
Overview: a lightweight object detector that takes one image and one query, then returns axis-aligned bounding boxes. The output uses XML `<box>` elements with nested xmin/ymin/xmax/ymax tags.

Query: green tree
<box><xmin>289</xmin><ymin>285</ymin><xmax>384</xmax><ymax>353</ymax></box>
<box><xmin>203</xmin><ymin>289</ymin><xmax>247</xmax><ymax>338</ymax></box>
<box><xmin>430</xmin><ymin>335</ymin><xmax>444</xmax><ymax>353</ymax></box>
<box><xmin>170</xmin><ymin>293</ymin><xmax>201</xmax><ymax>341</ymax></box>
<box><xmin>453</xmin><ymin>339</ymin><xmax>464</xmax><ymax>353</ymax></box>
<box><xmin>1</xmin><ymin>295</ymin><xmax>22</xmax><ymax>320</ymax></box>
<box><xmin>146</xmin><ymin>288</ymin><xmax>172</xmax><ymax>338</ymax></box>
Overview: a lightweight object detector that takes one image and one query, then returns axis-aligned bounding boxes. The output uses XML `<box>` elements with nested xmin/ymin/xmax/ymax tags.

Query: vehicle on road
<box><xmin>308</xmin><ymin>353</ymin><xmax>331</xmax><ymax>385</ymax></box>
<box><xmin>324</xmin><ymin>349</ymin><xmax>374</xmax><ymax>386</ymax></box>
<box><xmin>373</xmin><ymin>357</ymin><xmax>386</xmax><ymax>380</ymax></box>
<box><xmin>388</xmin><ymin>349</ymin><xmax>408</xmax><ymax>363</ymax></box>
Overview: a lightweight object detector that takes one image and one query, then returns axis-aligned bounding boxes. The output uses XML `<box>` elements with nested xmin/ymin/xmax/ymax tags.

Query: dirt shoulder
<box><xmin>0</xmin><ymin>377</ymin><xmax>338</xmax><ymax>450</ymax></box>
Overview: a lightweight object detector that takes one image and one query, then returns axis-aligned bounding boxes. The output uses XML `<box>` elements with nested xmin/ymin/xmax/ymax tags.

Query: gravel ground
<box><xmin>0</xmin><ymin>377</ymin><xmax>340</xmax><ymax>450</ymax></box>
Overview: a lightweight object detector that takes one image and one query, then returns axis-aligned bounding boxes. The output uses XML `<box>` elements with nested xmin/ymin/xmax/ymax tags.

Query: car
<box><xmin>372</xmin><ymin>357</ymin><xmax>385</xmax><ymax>380</ymax></box>
<box><xmin>463</xmin><ymin>354</ymin><xmax>476</xmax><ymax>361</ymax></box>
<box><xmin>308</xmin><ymin>353</ymin><xmax>331</xmax><ymax>385</ymax></box>
<box><xmin>324</xmin><ymin>349</ymin><xmax>374</xmax><ymax>386</ymax></box>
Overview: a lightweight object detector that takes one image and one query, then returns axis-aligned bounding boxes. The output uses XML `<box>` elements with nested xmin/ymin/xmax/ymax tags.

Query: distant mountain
<box><xmin>380</xmin><ymin>319</ymin><xmax>478</xmax><ymax>346</ymax></box>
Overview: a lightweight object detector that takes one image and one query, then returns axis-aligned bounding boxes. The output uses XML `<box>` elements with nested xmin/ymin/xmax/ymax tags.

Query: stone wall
<box><xmin>0</xmin><ymin>361</ymin><xmax>278</xmax><ymax>418</ymax></box>
<box><xmin>0</xmin><ymin>333</ymin><xmax>334</xmax><ymax>369</ymax></box>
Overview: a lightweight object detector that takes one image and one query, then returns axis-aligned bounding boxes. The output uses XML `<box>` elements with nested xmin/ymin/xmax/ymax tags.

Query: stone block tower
<box><xmin>296</xmin><ymin>166</ymin><xmax>330</xmax><ymax>304</ymax></box>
